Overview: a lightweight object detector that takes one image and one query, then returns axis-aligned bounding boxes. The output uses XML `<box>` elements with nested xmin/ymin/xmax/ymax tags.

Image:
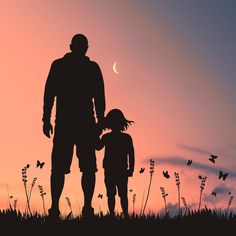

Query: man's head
<box><xmin>70</xmin><ymin>34</ymin><xmax>88</xmax><ymax>56</ymax></box>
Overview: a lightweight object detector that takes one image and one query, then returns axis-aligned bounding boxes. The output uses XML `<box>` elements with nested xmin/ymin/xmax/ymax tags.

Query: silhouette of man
<box><xmin>42</xmin><ymin>34</ymin><xmax>105</xmax><ymax>218</ymax></box>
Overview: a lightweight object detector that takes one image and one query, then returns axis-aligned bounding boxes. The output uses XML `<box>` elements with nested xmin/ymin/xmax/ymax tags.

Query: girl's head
<box><xmin>104</xmin><ymin>109</ymin><xmax>134</xmax><ymax>131</ymax></box>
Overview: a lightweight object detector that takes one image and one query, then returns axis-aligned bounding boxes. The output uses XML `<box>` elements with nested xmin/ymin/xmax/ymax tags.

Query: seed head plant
<box><xmin>198</xmin><ymin>176</ymin><xmax>207</xmax><ymax>211</ymax></box>
<box><xmin>142</xmin><ymin>159</ymin><xmax>155</xmax><ymax>215</ymax></box>
<box><xmin>132</xmin><ymin>193</ymin><xmax>136</xmax><ymax>215</ymax></box>
<box><xmin>226</xmin><ymin>195</ymin><xmax>234</xmax><ymax>217</ymax></box>
<box><xmin>181</xmin><ymin>197</ymin><xmax>188</xmax><ymax>214</ymax></box>
<box><xmin>22</xmin><ymin>164</ymin><xmax>32</xmax><ymax>215</ymax></box>
<box><xmin>160</xmin><ymin>186</ymin><xmax>168</xmax><ymax>215</ymax></box>
<box><xmin>174</xmin><ymin>172</ymin><xmax>181</xmax><ymax>214</ymax></box>
<box><xmin>38</xmin><ymin>185</ymin><xmax>47</xmax><ymax>216</ymax></box>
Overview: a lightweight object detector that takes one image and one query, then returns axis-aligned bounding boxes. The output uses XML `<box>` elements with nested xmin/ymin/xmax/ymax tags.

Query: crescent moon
<box><xmin>113</xmin><ymin>62</ymin><xmax>119</xmax><ymax>74</ymax></box>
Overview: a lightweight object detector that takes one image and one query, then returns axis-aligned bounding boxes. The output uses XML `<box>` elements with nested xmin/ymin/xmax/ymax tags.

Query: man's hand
<box><xmin>127</xmin><ymin>169</ymin><xmax>134</xmax><ymax>177</ymax></box>
<box><xmin>43</xmin><ymin>122</ymin><xmax>53</xmax><ymax>138</ymax></box>
<box><xmin>96</xmin><ymin>117</ymin><xmax>105</xmax><ymax>136</ymax></box>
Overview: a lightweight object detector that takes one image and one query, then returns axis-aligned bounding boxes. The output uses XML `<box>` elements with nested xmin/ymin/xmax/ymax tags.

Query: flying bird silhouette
<box><xmin>211</xmin><ymin>191</ymin><xmax>217</xmax><ymax>196</ymax></box>
<box><xmin>187</xmin><ymin>160</ymin><xmax>192</xmax><ymax>166</ymax></box>
<box><xmin>219</xmin><ymin>171</ymin><xmax>228</xmax><ymax>181</ymax></box>
<box><xmin>163</xmin><ymin>171</ymin><xmax>170</xmax><ymax>179</ymax></box>
<box><xmin>129</xmin><ymin>189</ymin><xmax>133</xmax><ymax>192</ymax></box>
<box><xmin>139</xmin><ymin>168</ymin><xmax>145</xmax><ymax>174</ymax></box>
<box><xmin>98</xmin><ymin>194</ymin><xmax>103</xmax><ymax>199</ymax></box>
<box><xmin>209</xmin><ymin>154</ymin><xmax>218</xmax><ymax>164</ymax></box>
<box><xmin>36</xmin><ymin>160</ymin><xmax>45</xmax><ymax>169</ymax></box>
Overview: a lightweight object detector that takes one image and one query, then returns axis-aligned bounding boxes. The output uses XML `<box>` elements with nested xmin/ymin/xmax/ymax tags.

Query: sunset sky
<box><xmin>0</xmin><ymin>0</ymin><xmax>236</xmax><ymax>215</ymax></box>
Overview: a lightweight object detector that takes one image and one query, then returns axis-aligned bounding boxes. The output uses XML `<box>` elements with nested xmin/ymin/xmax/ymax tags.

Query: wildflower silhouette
<box><xmin>198</xmin><ymin>176</ymin><xmax>207</xmax><ymax>211</ymax></box>
<box><xmin>160</xmin><ymin>187</ymin><xmax>168</xmax><ymax>215</ymax></box>
<box><xmin>142</xmin><ymin>159</ymin><xmax>155</xmax><ymax>215</ymax></box>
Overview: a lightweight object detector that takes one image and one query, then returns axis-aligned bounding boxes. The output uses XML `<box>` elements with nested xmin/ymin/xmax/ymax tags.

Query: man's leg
<box><xmin>49</xmin><ymin>139</ymin><xmax>74</xmax><ymax>217</ymax></box>
<box><xmin>108</xmin><ymin>196</ymin><xmax>115</xmax><ymax>216</ymax></box>
<box><xmin>81</xmin><ymin>171</ymin><xmax>95</xmax><ymax>215</ymax></box>
<box><xmin>120</xmin><ymin>196</ymin><xmax>128</xmax><ymax>217</ymax></box>
<box><xmin>50</xmin><ymin>173</ymin><xmax>65</xmax><ymax>212</ymax></box>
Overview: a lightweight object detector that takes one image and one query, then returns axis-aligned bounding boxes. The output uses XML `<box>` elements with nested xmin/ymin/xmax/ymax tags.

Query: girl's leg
<box><xmin>108</xmin><ymin>196</ymin><xmax>115</xmax><ymax>216</ymax></box>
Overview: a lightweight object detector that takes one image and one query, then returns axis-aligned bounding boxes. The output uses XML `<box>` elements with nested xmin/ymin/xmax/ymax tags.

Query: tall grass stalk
<box><xmin>198</xmin><ymin>176</ymin><xmax>207</xmax><ymax>211</ymax></box>
<box><xmin>132</xmin><ymin>193</ymin><xmax>136</xmax><ymax>215</ymax></box>
<box><xmin>140</xmin><ymin>190</ymin><xmax>145</xmax><ymax>216</ymax></box>
<box><xmin>174</xmin><ymin>172</ymin><xmax>181</xmax><ymax>214</ymax></box>
<box><xmin>22</xmin><ymin>165</ymin><xmax>32</xmax><ymax>215</ymax></box>
<box><xmin>142</xmin><ymin>159</ymin><xmax>155</xmax><ymax>215</ymax></box>
<box><xmin>38</xmin><ymin>185</ymin><xmax>46</xmax><ymax>216</ymax></box>
<box><xmin>25</xmin><ymin>177</ymin><xmax>37</xmax><ymax>212</ymax></box>
<box><xmin>181</xmin><ymin>197</ymin><xmax>188</xmax><ymax>214</ymax></box>
<box><xmin>226</xmin><ymin>195</ymin><xmax>234</xmax><ymax>217</ymax></box>
<box><xmin>160</xmin><ymin>187</ymin><xmax>168</xmax><ymax>215</ymax></box>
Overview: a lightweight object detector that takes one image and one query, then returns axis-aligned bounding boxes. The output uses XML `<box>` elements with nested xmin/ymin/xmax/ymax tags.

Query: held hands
<box><xmin>43</xmin><ymin>122</ymin><xmax>53</xmax><ymax>138</ymax></box>
<box><xmin>96</xmin><ymin>117</ymin><xmax>105</xmax><ymax>136</ymax></box>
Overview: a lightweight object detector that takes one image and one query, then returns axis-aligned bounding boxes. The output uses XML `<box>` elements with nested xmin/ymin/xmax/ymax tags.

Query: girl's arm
<box><xmin>128</xmin><ymin>137</ymin><xmax>135</xmax><ymax>176</ymax></box>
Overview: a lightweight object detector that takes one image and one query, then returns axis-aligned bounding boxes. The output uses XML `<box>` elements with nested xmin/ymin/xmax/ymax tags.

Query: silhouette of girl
<box><xmin>96</xmin><ymin>109</ymin><xmax>135</xmax><ymax>217</ymax></box>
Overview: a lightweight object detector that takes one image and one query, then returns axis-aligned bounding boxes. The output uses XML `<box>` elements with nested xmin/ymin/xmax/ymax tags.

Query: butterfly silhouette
<box><xmin>139</xmin><ymin>168</ymin><xmax>145</xmax><ymax>174</ymax></box>
<box><xmin>209</xmin><ymin>154</ymin><xmax>218</xmax><ymax>164</ymax></box>
<box><xmin>211</xmin><ymin>191</ymin><xmax>217</xmax><ymax>196</ymax></box>
<box><xmin>219</xmin><ymin>171</ymin><xmax>228</xmax><ymax>181</ymax></box>
<box><xmin>129</xmin><ymin>189</ymin><xmax>133</xmax><ymax>192</ymax></box>
<box><xmin>26</xmin><ymin>164</ymin><xmax>30</xmax><ymax>168</ymax></box>
<box><xmin>98</xmin><ymin>194</ymin><xmax>103</xmax><ymax>199</ymax></box>
<box><xmin>36</xmin><ymin>160</ymin><xmax>45</xmax><ymax>169</ymax></box>
<box><xmin>187</xmin><ymin>160</ymin><xmax>192</xmax><ymax>166</ymax></box>
<box><xmin>163</xmin><ymin>171</ymin><xmax>170</xmax><ymax>179</ymax></box>
<box><xmin>10</xmin><ymin>196</ymin><xmax>13</xmax><ymax>199</ymax></box>
<box><xmin>198</xmin><ymin>175</ymin><xmax>203</xmax><ymax>180</ymax></box>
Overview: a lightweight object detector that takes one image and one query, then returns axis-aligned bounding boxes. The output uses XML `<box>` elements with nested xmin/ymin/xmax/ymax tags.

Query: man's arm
<box><xmin>42</xmin><ymin>61</ymin><xmax>57</xmax><ymax>138</ymax></box>
<box><xmin>93</xmin><ymin>63</ymin><xmax>106</xmax><ymax>123</ymax></box>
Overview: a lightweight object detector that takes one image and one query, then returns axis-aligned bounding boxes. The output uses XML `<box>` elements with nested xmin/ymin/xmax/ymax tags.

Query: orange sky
<box><xmin>0</xmin><ymin>1</ymin><xmax>236</xmax><ymax>215</ymax></box>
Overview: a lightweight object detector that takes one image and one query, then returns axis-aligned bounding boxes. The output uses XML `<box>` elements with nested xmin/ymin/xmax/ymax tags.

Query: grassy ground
<box><xmin>0</xmin><ymin>208</ymin><xmax>235</xmax><ymax>235</ymax></box>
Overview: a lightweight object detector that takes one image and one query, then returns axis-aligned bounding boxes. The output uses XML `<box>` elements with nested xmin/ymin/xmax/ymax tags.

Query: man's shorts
<box><xmin>104</xmin><ymin>171</ymin><xmax>128</xmax><ymax>197</ymax></box>
<box><xmin>51</xmin><ymin>124</ymin><xmax>98</xmax><ymax>174</ymax></box>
